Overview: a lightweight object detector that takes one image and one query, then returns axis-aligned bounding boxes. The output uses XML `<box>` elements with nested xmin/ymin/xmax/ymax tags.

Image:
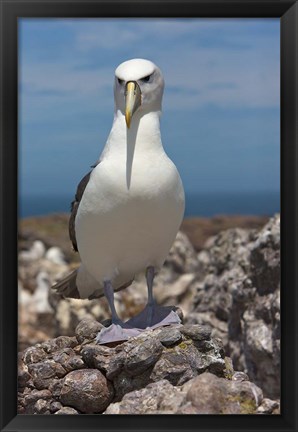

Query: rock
<box><xmin>189</xmin><ymin>215</ymin><xmax>280</xmax><ymax>398</ymax></box>
<box><xmin>105</xmin><ymin>372</ymin><xmax>264</xmax><ymax>415</ymax></box>
<box><xmin>232</xmin><ymin>371</ymin><xmax>249</xmax><ymax>382</ymax></box>
<box><xmin>52</xmin><ymin>348</ymin><xmax>85</xmax><ymax>372</ymax></box>
<box><xmin>256</xmin><ymin>397</ymin><xmax>280</xmax><ymax>414</ymax></box>
<box><xmin>55</xmin><ymin>406</ymin><xmax>79</xmax><ymax>415</ymax></box>
<box><xmin>49</xmin><ymin>401</ymin><xmax>63</xmax><ymax>413</ymax></box>
<box><xmin>17</xmin><ymin>215</ymin><xmax>280</xmax><ymax>411</ymax></box>
<box><xmin>180</xmin><ymin>324</ymin><xmax>211</xmax><ymax>341</ymax></box>
<box><xmin>157</xmin><ymin>327</ymin><xmax>182</xmax><ymax>347</ymax></box>
<box><xmin>19</xmin><ymin>389</ymin><xmax>53</xmax><ymax>414</ymax></box>
<box><xmin>179</xmin><ymin>372</ymin><xmax>263</xmax><ymax>414</ymax></box>
<box><xmin>28</xmin><ymin>359</ymin><xmax>67</xmax><ymax>390</ymax></box>
<box><xmin>18</xmin><ymin>237</ymin><xmax>109</xmax><ymax>351</ymax></box>
<box><xmin>105</xmin><ymin>380</ymin><xmax>186</xmax><ymax>414</ymax></box>
<box><xmin>75</xmin><ymin>318</ymin><xmax>103</xmax><ymax>344</ymax></box>
<box><xmin>60</xmin><ymin>369</ymin><xmax>114</xmax><ymax>413</ymax></box>
<box><xmin>18</xmin><ymin>319</ymin><xmax>234</xmax><ymax>414</ymax></box>
<box><xmin>18</xmin><ymin>355</ymin><xmax>31</xmax><ymax>388</ymax></box>
<box><xmin>165</xmin><ymin>231</ymin><xmax>199</xmax><ymax>275</ymax></box>
<box><xmin>38</xmin><ymin>336</ymin><xmax>78</xmax><ymax>354</ymax></box>
<box><xmin>123</xmin><ymin>334</ymin><xmax>163</xmax><ymax>376</ymax></box>
<box><xmin>23</xmin><ymin>346</ymin><xmax>47</xmax><ymax>364</ymax></box>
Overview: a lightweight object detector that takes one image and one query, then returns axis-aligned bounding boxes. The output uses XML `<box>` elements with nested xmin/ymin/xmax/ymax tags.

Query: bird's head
<box><xmin>114</xmin><ymin>58</ymin><xmax>165</xmax><ymax>128</ymax></box>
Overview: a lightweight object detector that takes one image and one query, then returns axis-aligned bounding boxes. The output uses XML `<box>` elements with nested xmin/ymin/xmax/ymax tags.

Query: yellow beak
<box><xmin>125</xmin><ymin>81</ymin><xmax>142</xmax><ymax>128</ymax></box>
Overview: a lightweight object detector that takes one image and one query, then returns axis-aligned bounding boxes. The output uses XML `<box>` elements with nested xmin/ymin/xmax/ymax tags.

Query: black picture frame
<box><xmin>0</xmin><ymin>1</ymin><xmax>297</xmax><ymax>431</ymax></box>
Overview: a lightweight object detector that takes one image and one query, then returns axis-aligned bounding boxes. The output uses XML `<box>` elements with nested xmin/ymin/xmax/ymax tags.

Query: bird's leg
<box><xmin>146</xmin><ymin>266</ymin><xmax>156</xmax><ymax>327</ymax></box>
<box><xmin>103</xmin><ymin>280</ymin><xmax>122</xmax><ymax>325</ymax></box>
<box><xmin>125</xmin><ymin>266</ymin><xmax>181</xmax><ymax>329</ymax></box>
<box><xmin>96</xmin><ymin>280</ymin><xmax>142</xmax><ymax>345</ymax></box>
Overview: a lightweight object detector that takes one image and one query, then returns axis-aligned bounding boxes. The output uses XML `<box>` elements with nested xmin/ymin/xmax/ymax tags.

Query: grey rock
<box><xmin>123</xmin><ymin>334</ymin><xmax>163</xmax><ymax>376</ymax></box>
<box><xmin>180</xmin><ymin>324</ymin><xmax>211</xmax><ymax>341</ymax></box>
<box><xmin>33</xmin><ymin>399</ymin><xmax>52</xmax><ymax>414</ymax></box>
<box><xmin>157</xmin><ymin>327</ymin><xmax>182</xmax><ymax>347</ymax></box>
<box><xmin>179</xmin><ymin>372</ymin><xmax>263</xmax><ymax>414</ymax></box>
<box><xmin>60</xmin><ymin>369</ymin><xmax>114</xmax><ymax>413</ymax></box>
<box><xmin>232</xmin><ymin>371</ymin><xmax>249</xmax><ymax>382</ymax></box>
<box><xmin>48</xmin><ymin>379</ymin><xmax>64</xmax><ymax>398</ymax></box>
<box><xmin>28</xmin><ymin>359</ymin><xmax>67</xmax><ymax>389</ymax></box>
<box><xmin>75</xmin><ymin>318</ymin><xmax>103</xmax><ymax>344</ymax></box>
<box><xmin>189</xmin><ymin>215</ymin><xmax>280</xmax><ymax>398</ymax></box>
<box><xmin>55</xmin><ymin>406</ymin><xmax>79</xmax><ymax>415</ymax></box>
<box><xmin>38</xmin><ymin>336</ymin><xmax>78</xmax><ymax>354</ymax></box>
<box><xmin>105</xmin><ymin>372</ymin><xmax>263</xmax><ymax>415</ymax></box>
<box><xmin>49</xmin><ymin>401</ymin><xmax>63</xmax><ymax>413</ymax></box>
<box><xmin>18</xmin><ymin>356</ymin><xmax>31</xmax><ymax>388</ymax></box>
<box><xmin>256</xmin><ymin>397</ymin><xmax>280</xmax><ymax>414</ymax></box>
<box><xmin>81</xmin><ymin>344</ymin><xmax>125</xmax><ymax>380</ymax></box>
<box><xmin>105</xmin><ymin>380</ymin><xmax>186</xmax><ymax>414</ymax></box>
<box><xmin>165</xmin><ymin>231</ymin><xmax>199</xmax><ymax>275</ymax></box>
<box><xmin>52</xmin><ymin>348</ymin><xmax>85</xmax><ymax>372</ymax></box>
<box><xmin>23</xmin><ymin>346</ymin><xmax>47</xmax><ymax>364</ymax></box>
<box><xmin>20</xmin><ymin>389</ymin><xmax>52</xmax><ymax>414</ymax></box>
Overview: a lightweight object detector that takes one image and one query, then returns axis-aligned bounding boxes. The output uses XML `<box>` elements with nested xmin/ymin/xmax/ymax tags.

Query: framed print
<box><xmin>1</xmin><ymin>1</ymin><xmax>297</xmax><ymax>432</ymax></box>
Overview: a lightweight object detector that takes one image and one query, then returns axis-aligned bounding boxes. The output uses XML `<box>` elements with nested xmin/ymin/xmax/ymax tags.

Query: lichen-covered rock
<box><xmin>179</xmin><ymin>372</ymin><xmax>263</xmax><ymax>414</ymax></box>
<box><xmin>105</xmin><ymin>372</ymin><xmax>264</xmax><ymax>415</ymax></box>
<box><xmin>60</xmin><ymin>369</ymin><xmax>114</xmax><ymax>413</ymax></box>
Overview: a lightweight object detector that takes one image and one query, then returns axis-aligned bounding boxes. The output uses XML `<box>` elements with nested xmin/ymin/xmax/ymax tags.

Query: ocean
<box><xmin>19</xmin><ymin>191</ymin><xmax>280</xmax><ymax>219</ymax></box>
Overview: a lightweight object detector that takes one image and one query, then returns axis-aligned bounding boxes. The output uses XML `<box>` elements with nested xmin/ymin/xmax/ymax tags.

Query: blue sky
<box><xmin>19</xmin><ymin>18</ymin><xmax>280</xmax><ymax>202</ymax></box>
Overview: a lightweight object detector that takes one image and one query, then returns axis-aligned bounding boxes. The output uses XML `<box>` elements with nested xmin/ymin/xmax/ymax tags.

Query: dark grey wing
<box><xmin>69</xmin><ymin>163</ymin><xmax>98</xmax><ymax>252</ymax></box>
<box><xmin>52</xmin><ymin>269</ymin><xmax>80</xmax><ymax>299</ymax></box>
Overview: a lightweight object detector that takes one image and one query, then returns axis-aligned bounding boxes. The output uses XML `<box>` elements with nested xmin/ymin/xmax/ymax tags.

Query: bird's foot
<box><xmin>96</xmin><ymin>323</ymin><xmax>142</xmax><ymax>345</ymax></box>
<box><xmin>125</xmin><ymin>304</ymin><xmax>181</xmax><ymax>329</ymax></box>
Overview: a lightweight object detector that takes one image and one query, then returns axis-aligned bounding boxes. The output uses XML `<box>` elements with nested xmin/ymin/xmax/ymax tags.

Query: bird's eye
<box><xmin>140</xmin><ymin>74</ymin><xmax>152</xmax><ymax>83</ymax></box>
<box><xmin>118</xmin><ymin>78</ymin><xmax>124</xmax><ymax>85</ymax></box>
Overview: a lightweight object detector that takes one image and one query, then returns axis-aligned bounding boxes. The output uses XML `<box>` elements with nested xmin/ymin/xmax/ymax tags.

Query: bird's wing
<box><xmin>69</xmin><ymin>163</ymin><xmax>99</xmax><ymax>252</ymax></box>
<box><xmin>52</xmin><ymin>269</ymin><xmax>81</xmax><ymax>299</ymax></box>
<box><xmin>55</xmin><ymin>160</ymin><xmax>134</xmax><ymax>300</ymax></box>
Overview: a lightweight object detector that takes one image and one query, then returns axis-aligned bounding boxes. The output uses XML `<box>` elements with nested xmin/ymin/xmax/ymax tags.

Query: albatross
<box><xmin>54</xmin><ymin>58</ymin><xmax>185</xmax><ymax>344</ymax></box>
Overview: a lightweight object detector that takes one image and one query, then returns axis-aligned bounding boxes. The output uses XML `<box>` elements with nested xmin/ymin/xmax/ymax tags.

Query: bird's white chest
<box><xmin>75</xmin><ymin>152</ymin><xmax>184</xmax><ymax>282</ymax></box>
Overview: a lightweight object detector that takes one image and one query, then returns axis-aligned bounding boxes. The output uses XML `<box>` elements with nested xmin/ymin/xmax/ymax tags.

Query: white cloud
<box><xmin>20</xmin><ymin>18</ymin><xmax>280</xmax><ymax>121</ymax></box>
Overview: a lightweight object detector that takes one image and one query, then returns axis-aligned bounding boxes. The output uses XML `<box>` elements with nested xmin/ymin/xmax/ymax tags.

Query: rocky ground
<box><xmin>18</xmin><ymin>214</ymin><xmax>280</xmax><ymax>414</ymax></box>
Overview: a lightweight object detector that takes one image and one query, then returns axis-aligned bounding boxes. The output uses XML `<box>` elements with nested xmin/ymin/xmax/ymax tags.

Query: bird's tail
<box><xmin>52</xmin><ymin>269</ymin><xmax>81</xmax><ymax>299</ymax></box>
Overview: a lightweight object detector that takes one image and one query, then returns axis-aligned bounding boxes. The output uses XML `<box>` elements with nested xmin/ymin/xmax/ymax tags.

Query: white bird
<box><xmin>45</xmin><ymin>247</ymin><xmax>67</xmax><ymax>266</ymax></box>
<box><xmin>19</xmin><ymin>240</ymin><xmax>46</xmax><ymax>262</ymax></box>
<box><xmin>54</xmin><ymin>58</ymin><xmax>185</xmax><ymax>344</ymax></box>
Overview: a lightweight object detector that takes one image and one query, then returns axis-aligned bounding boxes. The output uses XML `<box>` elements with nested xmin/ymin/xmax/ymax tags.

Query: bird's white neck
<box><xmin>103</xmin><ymin>109</ymin><xmax>164</xmax><ymax>159</ymax></box>
<box><xmin>100</xmin><ymin>110</ymin><xmax>165</xmax><ymax>189</ymax></box>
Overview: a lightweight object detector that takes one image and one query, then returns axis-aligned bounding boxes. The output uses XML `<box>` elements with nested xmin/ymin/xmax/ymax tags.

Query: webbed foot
<box><xmin>96</xmin><ymin>323</ymin><xmax>142</xmax><ymax>345</ymax></box>
<box><xmin>125</xmin><ymin>304</ymin><xmax>181</xmax><ymax>329</ymax></box>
